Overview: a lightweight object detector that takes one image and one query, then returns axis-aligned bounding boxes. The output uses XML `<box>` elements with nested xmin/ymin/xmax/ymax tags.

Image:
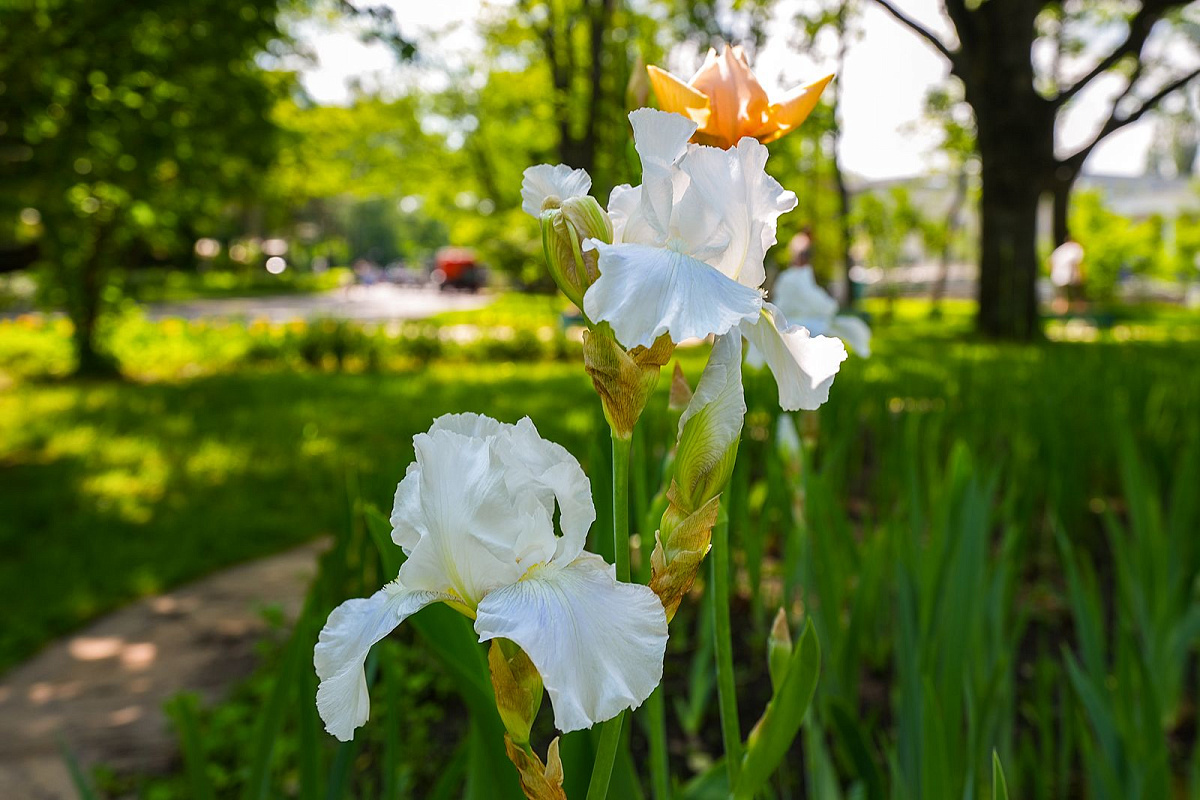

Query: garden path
<box><xmin>0</xmin><ymin>540</ymin><xmax>326</xmax><ymax>799</ymax></box>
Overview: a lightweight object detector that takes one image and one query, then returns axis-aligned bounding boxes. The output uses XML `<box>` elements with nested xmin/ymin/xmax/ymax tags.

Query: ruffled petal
<box><xmin>740</xmin><ymin>303</ymin><xmax>847</xmax><ymax>411</ymax></box>
<box><xmin>315</xmin><ymin>585</ymin><xmax>443</xmax><ymax>741</ymax></box>
<box><xmin>474</xmin><ymin>553</ymin><xmax>668</xmax><ymax>733</ymax></box>
<box><xmin>676</xmin><ymin>138</ymin><xmax>796</xmax><ymax>289</ymax></box>
<box><xmin>628</xmin><ymin>108</ymin><xmax>696</xmax><ymax>175</ymax></box>
<box><xmin>606</xmin><ymin>183</ymin><xmax>641</xmax><ymax>244</ymax></box>
<box><xmin>390</xmin><ymin>461</ymin><xmax>425</xmax><ymax>551</ymax></box>
<box><xmin>583</xmin><ymin>242</ymin><xmax>763</xmax><ymax>349</ymax></box>
<box><xmin>393</xmin><ymin>414</ymin><xmax>516</xmax><ymax>562</ymax></box>
<box><xmin>627</xmin><ymin>109</ymin><xmax>696</xmax><ymax>241</ymax></box>
<box><xmin>521</xmin><ymin>164</ymin><xmax>592</xmax><ymax>218</ymax></box>
<box><xmin>399</xmin><ymin>429</ymin><xmax>555</xmax><ymax>604</ymax></box>
<box><xmin>502</xmin><ymin>418</ymin><xmax>596</xmax><ymax>566</ymax></box>
<box><xmin>429</xmin><ymin>411</ymin><xmax>512</xmax><ymax>440</ymax></box>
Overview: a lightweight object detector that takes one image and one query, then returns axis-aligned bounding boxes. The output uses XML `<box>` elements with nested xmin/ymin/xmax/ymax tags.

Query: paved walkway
<box><xmin>143</xmin><ymin>284</ymin><xmax>490</xmax><ymax>323</ymax></box>
<box><xmin>0</xmin><ymin>541</ymin><xmax>326</xmax><ymax>799</ymax></box>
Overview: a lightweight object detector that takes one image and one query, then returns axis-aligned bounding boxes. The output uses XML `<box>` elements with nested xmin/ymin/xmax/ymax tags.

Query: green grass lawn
<box><xmin>2</xmin><ymin>295</ymin><xmax>1199</xmax><ymax>675</ymax></box>
<box><xmin>5</xmin><ymin>297</ymin><xmax>1200</xmax><ymax>797</ymax></box>
<box><xmin>0</xmin><ymin>362</ymin><xmax>603</xmax><ymax>671</ymax></box>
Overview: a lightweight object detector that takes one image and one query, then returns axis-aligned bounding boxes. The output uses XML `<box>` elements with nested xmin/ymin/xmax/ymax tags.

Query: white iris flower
<box><xmin>314</xmin><ymin>413</ymin><xmax>668</xmax><ymax>741</ymax></box>
<box><xmin>521</xmin><ymin>108</ymin><xmax>847</xmax><ymax>411</ymax></box>
<box><xmin>770</xmin><ymin>266</ymin><xmax>871</xmax><ymax>357</ymax></box>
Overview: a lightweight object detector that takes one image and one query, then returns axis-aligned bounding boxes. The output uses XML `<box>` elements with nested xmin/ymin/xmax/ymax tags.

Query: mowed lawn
<box><xmin>0</xmin><ymin>362</ymin><xmax>608</xmax><ymax>671</ymax></box>
<box><xmin>2</xmin><ymin>300</ymin><xmax>1198</xmax><ymax>673</ymax></box>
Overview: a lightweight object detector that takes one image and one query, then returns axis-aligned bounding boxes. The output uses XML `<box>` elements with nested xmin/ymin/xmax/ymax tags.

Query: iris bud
<box><xmin>539</xmin><ymin>195</ymin><xmax>612</xmax><ymax>308</ymax></box>
<box><xmin>488</xmin><ymin>639</ymin><xmax>544</xmax><ymax>748</ymax></box>
<box><xmin>768</xmin><ymin>608</ymin><xmax>793</xmax><ymax>692</ymax></box>
<box><xmin>582</xmin><ymin>324</ymin><xmax>673</xmax><ymax>440</ymax></box>
<box><xmin>672</xmin><ymin>333</ymin><xmax>745</xmax><ymax>511</ymax></box>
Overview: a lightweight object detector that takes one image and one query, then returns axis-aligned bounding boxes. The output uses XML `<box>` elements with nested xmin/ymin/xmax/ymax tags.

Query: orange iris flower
<box><xmin>647</xmin><ymin>45</ymin><xmax>833</xmax><ymax>150</ymax></box>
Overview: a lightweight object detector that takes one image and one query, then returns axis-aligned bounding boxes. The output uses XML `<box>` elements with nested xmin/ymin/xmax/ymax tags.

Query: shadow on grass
<box><xmin>0</xmin><ymin>363</ymin><xmax>607</xmax><ymax>672</ymax></box>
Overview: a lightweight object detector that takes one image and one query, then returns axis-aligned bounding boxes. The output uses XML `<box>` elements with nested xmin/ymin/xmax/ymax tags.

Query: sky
<box><xmin>295</xmin><ymin>0</ymin><xmax>1191</xmax><ymax>182</ymax></box>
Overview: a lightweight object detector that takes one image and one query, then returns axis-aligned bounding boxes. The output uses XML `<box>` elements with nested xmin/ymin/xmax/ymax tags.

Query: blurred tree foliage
<box><xmin>0</xmin><ymin>0</ymin><xmax>293</xmax><ymax>374</ymax></box>
<box><xmin>1070</xmin><ymin>190</ymin><xmax>1166</xmax><ymax>301</ymax></box>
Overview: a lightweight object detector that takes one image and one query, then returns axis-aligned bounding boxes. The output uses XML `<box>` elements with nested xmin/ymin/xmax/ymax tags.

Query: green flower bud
<box><xmin>673</xmin><ymin>333</ymin><xmax>745</xmax><ymax>510</ymax></box>
<box><xmin>582</xmin><ymin>324</ymin><xmax>673</xmax><ymax>440</ymax></box>
<box><xmin>768</xmin><ymin>608</ymin><xmax>793</xmax><ymax>692</ymax></box>
<box><xmin>488</xmin><ymin>639</ymin><xmax>544</xmax><ymax>748</ymax></box>
<box><xmin>539</xmin><ymin>195</ymin><xmax>612</xmax><ymax>308</ymax></box>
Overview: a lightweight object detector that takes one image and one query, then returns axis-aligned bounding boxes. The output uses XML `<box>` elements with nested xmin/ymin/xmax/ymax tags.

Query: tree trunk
<box><xmin>1050</xmin><ymin>165</ymin><xmax>1080</xmax><ymax>247</ymax></box>
<box><xmin>67</xmin><ymin>221</ymin><xmax>119</xmax><ymax>377</ymax></box>
<box><xmin>832</xmin><ymin>155</ymin><xmax>854</xmax><ymax>307</ymax></box>
<box><xmin>976</xmin><ymin>156</ymin><xmax>1042</xmax><ymax>339</ymax></box>
<box><xmin>831</xmin><ymin>7</ymin><xmax>854</xmax><ymax>307</ymax></box>
<box><xmin>931</xmin><ymin>166</ymin><xmax>968</xmax><ymax>309</ymax></box>
<box><xmin>956</xmin><ymin>0</ymin><xmax>1049</xmax><ymax>339</ymax></box>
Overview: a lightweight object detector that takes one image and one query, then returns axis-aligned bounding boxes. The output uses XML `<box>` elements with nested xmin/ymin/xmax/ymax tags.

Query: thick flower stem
<box><xmin>586</xmin><ymin>432</ymin><xmax>633</xmax><ymax>800</ymax></box>
<box><xmin>711</xmin><ymin>510</ymin><xmax>742</xmax><ymax>789</ymax></box>
<box><xmin>644</xmin><ymin>686</ymin><xmax>670</xmax><ymax>800</ymax></box>
<box><xmin>610</xmin><ymin>432</ymin><xmax>632</xmax><ymax>583</ymax></box>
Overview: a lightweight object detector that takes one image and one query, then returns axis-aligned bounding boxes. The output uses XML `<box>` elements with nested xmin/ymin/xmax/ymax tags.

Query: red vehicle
<box><xmin>432</xmin><ymin>247</ymin><xmax>486</xmax><ymax>292</ymax></box>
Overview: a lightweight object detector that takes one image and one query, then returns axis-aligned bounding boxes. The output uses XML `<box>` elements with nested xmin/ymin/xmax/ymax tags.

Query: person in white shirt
<box><xmin>1049</xmin><ymin>238</ymin><xmax>1085</xmax><ymax>313</ymax></box>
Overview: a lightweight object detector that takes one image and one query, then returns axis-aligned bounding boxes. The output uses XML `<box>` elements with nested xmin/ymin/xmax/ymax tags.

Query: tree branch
<box><xmin>1054</xmin><ymin>2</ymin><xmax>1182</xmax><ymax>106</ymax></box>
<box><xmin>1063</xmin><ymin>66</ymin><xmax>1200</xmax><ymax>169</ymax></box>
<box><xmin>941</xmin><ymin>0</ymin><xmax>975</xmax><ymax>52</ymax></box>
<box><xmin>869</xmin><ymin>0</ymin><xmax>958</xmax><ymax>65</ymax></box>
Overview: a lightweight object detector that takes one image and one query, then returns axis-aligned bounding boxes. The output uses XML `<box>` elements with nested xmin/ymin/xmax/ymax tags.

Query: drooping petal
<box><xmin>474</xmin><ymin>553</ymin><xmax>668</xmax><ymax>733</ymax></box>
<box><xmin>584</xmin><ymin>241</ymin><xmax>763</xmax><ymax>348</ymax></box>
<box><xmin>315</xmin><ymin>585</ymin><xmax>444</xmax><ymax>741</ymax></box>
<box><xmin>646</xmin><ymin>65</ymin><xmax>712</xmax><ymax>129</ymax></box>
<box><xmin>828</xmin><ymin>314</ymin><xmax>872</xmax><ymax>357</ymax></box>
<box><xmin>740</xmin><ymin>303</ymin><xmax>847</xmax><ymax>411</ymax></box>
<box><xmin>521</xmin><ymin>164</ymin><xmax>592</xmax><ymax>218</ymax></box>
<box><xmin>757</xmin><ymin>74</ymin><xmax>834</xmax><ymax>144</ymax></box>
<box><xmin>675</xmin><ymin>138</ymin><xmax>796</xmax><ymax>288</ymax></box>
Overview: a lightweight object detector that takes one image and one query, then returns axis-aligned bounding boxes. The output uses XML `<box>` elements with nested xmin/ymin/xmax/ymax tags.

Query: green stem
<box><xmin>586</xmin><ymin>432</ymin><xmax>633</xmax><ymax>800</ymax></box>
<box><xmin>586</xmin><ymin>713</ymin><xmax>624</xmax><ymax>800</ymax></box>
<box><xmin>644</xmin><ymin>686</ymin><xmax>670</xmax><ymax>800</ymax></box>
<box><xmin>711</xmin><ymin>508</ymin><xmax>742</xmax><ymax>789</ymax></box>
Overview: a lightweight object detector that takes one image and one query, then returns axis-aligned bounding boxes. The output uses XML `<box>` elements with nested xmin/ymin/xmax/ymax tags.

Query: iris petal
<box><xmin>584</xmin><ymin>242</ymin><xmax>763</xmax><ymax>348</ymax></box>
<box><xmin>474</xmin><ymin>553</ymin><xmax>668</xmax><ymax>733</ymax></box>
<box><xmin>740</xmin><ymin>303</ymin><xmax>847</xmax><ymax>411</ymax></box>
<box><xmin>315</xmin><ymin>586</ymin><xmax>444</xmax><ymax>741</ymax></box>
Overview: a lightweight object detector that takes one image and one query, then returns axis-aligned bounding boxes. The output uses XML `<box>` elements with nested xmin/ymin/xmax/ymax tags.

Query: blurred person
<box><xmin>1049</xmin><ymin>237</ymin><xmax>1085</xmax><ymax>314</ymax></box>
<box><xmin>788</xmin><ymin>226</ymin><xmax>814</xmax><ymax>269</ymax></box>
